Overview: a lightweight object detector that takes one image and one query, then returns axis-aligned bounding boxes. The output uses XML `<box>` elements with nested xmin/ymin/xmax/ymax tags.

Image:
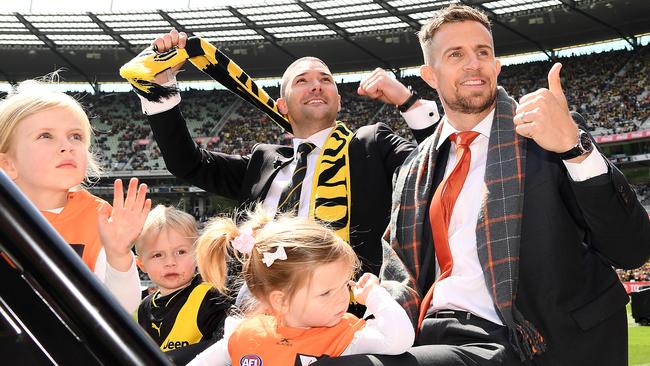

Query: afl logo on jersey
<box><xmin>240</xmin><ymin>354</ymin><xmax>262</xmax><ymax>366</ymax></box>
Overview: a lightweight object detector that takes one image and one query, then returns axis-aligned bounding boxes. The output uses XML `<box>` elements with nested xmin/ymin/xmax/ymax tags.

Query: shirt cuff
<box><xmin>401</xmin><ymin>99</ymin><xmax>440</xmax><ymax>130</ymax></box>
<box><xmin>563</xmin><ymin>149</ymin><xmax>608</xmax><ymax>182</ymax></box>
<box><xmin>138</xmin><ymin>72</ymin><xmax>181</xmax><ymax>115</ymax></box>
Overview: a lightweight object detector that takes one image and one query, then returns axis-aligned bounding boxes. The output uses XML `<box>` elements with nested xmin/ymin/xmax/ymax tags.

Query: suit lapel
<box><xmin>250</xmin><ymin>147</ymin><xmax>293</xmax><ymax>201</ymax></box>
<box><xmin>420</xmin><ymin>139</ymin><xmax>450</xmax><ymax>293</ymax></box>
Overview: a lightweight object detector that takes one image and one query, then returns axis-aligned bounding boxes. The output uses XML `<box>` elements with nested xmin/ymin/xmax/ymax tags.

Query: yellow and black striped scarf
<box><xmin>120</xmin><ymin>37</ymin><xmax>352</xmax><ymax>241</ymax></box>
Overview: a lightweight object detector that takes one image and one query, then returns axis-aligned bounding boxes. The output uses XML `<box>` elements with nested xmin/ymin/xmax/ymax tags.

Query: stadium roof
<box><xmin>0</xmin><ymin>0</ymin><xmax>648</xmax><ymax>86</ymax></box>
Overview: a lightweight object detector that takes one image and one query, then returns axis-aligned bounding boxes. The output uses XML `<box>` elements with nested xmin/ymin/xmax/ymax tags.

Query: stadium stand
<box><xmin>83</xmin><ymin>46</ymin><xmax>649</xmax><ymax>171</ymax></box>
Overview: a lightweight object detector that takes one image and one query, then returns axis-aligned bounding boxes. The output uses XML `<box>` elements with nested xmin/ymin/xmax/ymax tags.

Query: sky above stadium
<box><xmin>0</xmin><ymin>0</ymin><xmax>255</xmax><ymax>13</ymax></box>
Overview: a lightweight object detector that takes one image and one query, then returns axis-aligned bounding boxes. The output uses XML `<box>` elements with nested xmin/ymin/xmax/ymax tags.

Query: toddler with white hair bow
<box><xmin>189</xmin><ymin>207</ymin><xmax>415</xmax><ymax>366</ymax></box>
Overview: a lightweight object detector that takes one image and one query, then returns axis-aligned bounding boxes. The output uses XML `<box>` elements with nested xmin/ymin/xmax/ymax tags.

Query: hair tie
<box><xmin>231</xmin><ymin>227</ymin><xmax>255</xmax><ymax>254</ymax></box>
<box><xmin>262</xmin><ymin>246</ymin><xmax>287</xmax><ymax>267</ymax></box>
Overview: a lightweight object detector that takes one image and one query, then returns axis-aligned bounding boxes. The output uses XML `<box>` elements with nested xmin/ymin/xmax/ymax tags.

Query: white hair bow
<box><xmin>262</xmin><ymin>246</ymin><xmax>287</xmax><ymax>267</ymax></box>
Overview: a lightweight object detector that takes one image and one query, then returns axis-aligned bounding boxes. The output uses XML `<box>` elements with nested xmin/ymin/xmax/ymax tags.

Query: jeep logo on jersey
<box><xmin>161</xmin><ymin>340</ymin><xmax>189</xmax><ymax>350</ymax></box>
<box><xmin>240</xmin><ymin>354</ymin><xmax>262</xmax><ymax>366</ymax></box>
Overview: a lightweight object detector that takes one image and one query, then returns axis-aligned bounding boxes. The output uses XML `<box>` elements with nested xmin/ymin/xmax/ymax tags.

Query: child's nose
<box><xmin>59</xmin><ymin>138</ymin><xmax>74</xmax><ymax>153</ymax></box>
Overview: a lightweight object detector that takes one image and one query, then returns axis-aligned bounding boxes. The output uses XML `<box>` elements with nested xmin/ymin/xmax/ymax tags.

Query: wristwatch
<box><xmin>397</xmin><ymin>86</ymin><xmax>420</xmax><ymax>113</ymax></box>
<box><xmin>558</xmin><ymin>129</ymin><xmax>594</xmax><ymax>160</ymax></box>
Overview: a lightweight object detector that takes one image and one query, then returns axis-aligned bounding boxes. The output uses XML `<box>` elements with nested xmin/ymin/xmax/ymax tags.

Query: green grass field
<box><xmin>628</xmin><ymin>304</ymin><xmax>650</xmax><ymax>365</ymax></box>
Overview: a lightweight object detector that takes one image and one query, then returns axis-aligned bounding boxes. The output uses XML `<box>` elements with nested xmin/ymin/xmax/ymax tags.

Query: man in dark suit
<box><xmin>316</xmin><ymin>5</ymin><xmax>650</xmax><ymax>366</ymax></box>
<box><xmin>139</xmin><ymin>30</ymin><xmax>439</xmax><ymax>277</ymax></box>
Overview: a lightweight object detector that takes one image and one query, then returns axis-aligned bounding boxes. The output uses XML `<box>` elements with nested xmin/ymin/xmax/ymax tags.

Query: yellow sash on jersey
<box><xmin>120</xmin><ymin>37</ymin><xmax>352</xmax><ymax>242</ymax></box>
<box><xmin>159</xmin><ymin>282</ymin><xmax>211</xmax><ymax>351</ymax></box>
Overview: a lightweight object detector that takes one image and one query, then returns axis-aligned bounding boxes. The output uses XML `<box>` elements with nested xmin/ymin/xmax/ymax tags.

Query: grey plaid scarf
<box><xmin>389</xmin><ymin>87</ymin><xmax>545</xmax><ymax>360</ymax></box>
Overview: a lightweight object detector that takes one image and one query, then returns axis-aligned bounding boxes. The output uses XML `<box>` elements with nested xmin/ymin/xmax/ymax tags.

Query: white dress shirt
<box><xmin>263</xmin><ymin>127</ymin><xmax>333</xmax><ymax>218</ymax></box>
<box><xmin>403</xmin><ymin>107</ymin><xmax>608</xmax><ymax>325</ymax></box>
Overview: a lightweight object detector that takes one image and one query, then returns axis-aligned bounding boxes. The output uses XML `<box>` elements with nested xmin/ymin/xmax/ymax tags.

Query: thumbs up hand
<box><xmin>513</xmin><ymin>63</ymin><xmax>579</xmax><ymax>153</ymax></box>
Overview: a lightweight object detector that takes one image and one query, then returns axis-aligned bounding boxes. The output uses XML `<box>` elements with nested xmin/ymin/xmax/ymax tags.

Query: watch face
<box><xmin>579</xmin><ymin>130</ymin><xmax>593</xmax><ymax>152</ymax></box>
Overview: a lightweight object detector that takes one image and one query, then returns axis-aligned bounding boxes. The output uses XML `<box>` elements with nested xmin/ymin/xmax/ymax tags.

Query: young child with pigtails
<box><xmin>188</xmin><ymin>209</ymin><xmax>415</xmax><ymax>366</ymax></box>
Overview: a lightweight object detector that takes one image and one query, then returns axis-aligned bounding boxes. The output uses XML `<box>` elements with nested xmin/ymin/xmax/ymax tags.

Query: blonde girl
<box><xmin>188</xmin><ymin>210</ymin><xmax>414</xmax><ymax>365</ymax></box>
<box><xmin>0</xmin><ymin>79</ymin><xmax>150</xmax><ymax>313</ymax></box>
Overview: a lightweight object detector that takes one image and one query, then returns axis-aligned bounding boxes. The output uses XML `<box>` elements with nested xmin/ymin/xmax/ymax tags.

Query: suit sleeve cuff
<box><xmin>401</xmin><ymin>99</ymin><xmax>439</xmax><ymax>130</ymax></box>
<box><xmin>563</xmin><ymin>149</ymin><xmax>608</xmax><ymax>182</ymax></box>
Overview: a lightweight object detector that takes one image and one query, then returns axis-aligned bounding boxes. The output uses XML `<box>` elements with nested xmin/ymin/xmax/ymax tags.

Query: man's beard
<box><xmin>443</xmin><ymin>87</ymin><xmax>497</xmax><ymax>114</ymax></box>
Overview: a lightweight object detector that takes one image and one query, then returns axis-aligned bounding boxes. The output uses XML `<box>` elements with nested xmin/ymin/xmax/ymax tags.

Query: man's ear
<box><xmin>277</xmin><ymin>97</ymin><xmax>288</xmax><ymax>115</ymax></box>
<box><xmin>0</xmin><ymin>153</ymin><xmax>18</xmax><ymax>180</ymax></box>
<box><xmin>420</xmin><ymin>64</ymin><xmax>438</xmax><ymax>90</ymax></box>
<box><xmin>268</xmin><ymin>289</ymin><xmax>289</xmax><ymax>315</ymax></box>
<box><xmin>336</xmin><ymin>94</ymin><xmax>341</xmax><ymax>113</ymax></box>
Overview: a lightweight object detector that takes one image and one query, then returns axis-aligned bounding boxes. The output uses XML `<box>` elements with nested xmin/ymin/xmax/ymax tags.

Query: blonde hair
<box><xmin>135</xmin><ymin>205</ymin><xmax>198</xmax><ymax>254</ymax></box>
<box><xmin>196</xmin><ymin>207</ymin><xmax>359</xmax><ymax>305</ymax></box>
<box><xmin>0</xmin><ymin>76</ymin><xmax>101</xmax><ymax>182</ymax></box>
<box><xmin>418</xmin><ymin>5</ymin><xmax>492</xmax><ymax>65</ymax></box>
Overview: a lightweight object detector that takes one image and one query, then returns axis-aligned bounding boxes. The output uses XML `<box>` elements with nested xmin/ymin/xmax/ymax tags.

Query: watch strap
<box><xmin>559</xmin><ymin>129</ymin><xmax>593</xmax><ymax>160</ymax></box>
<box><xmin>397</xmin><ymin>87</ymin><xmax>419</xmax><ymax>113</ymax></box>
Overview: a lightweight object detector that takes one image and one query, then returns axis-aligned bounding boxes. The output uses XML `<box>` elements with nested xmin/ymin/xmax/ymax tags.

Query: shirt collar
<box><xmin>436</xmin><ymin>109</ymin><xmax>495</xmax><ymax>150</ymax></box>
<box><xmin>291</xmin><ymin>126</ymin><xmax>334</xmax><ymax>155</ymax></box>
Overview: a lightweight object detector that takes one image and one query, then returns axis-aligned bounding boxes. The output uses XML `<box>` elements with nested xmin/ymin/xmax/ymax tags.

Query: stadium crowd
<box><xmin>78</xmin><ymin>45</ymin><xmax>648</xmax><ymax>174</ymax></box>
<box><xmin>618</xmin><ymin>262</ymin><xmax>650</xmax><ymax>282</ymax></box>
<box><xmin>71</xmin><ymin>45</ymin><xmax>650</xmax><ymax>175</ymax></box>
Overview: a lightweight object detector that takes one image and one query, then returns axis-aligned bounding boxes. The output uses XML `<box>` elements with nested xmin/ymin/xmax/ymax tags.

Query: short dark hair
<box><xmin>418</xmin><ymin>5</ymin><xmax>492</xmax><ymax>64</ymax></box>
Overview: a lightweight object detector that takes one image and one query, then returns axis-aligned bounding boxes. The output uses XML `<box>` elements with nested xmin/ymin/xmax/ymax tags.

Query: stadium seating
<box><xmin>82</xmin><ymin>46</ymin><xmax>648</xmax><ymax>175</ymax></box>
<box><xmin>75</xmin><ymin>46</ymin><xmax>650</xmax><ymax>215</ymax></box>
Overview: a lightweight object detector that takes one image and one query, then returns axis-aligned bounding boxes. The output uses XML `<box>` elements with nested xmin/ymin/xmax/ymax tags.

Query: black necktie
<box><xmin>277</xmin><ymin>142</ymin><xmax>316</xmax><ymax>212</ymax></box>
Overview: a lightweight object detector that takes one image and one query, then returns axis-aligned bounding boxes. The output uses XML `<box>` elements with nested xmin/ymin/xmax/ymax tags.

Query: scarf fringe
<box><xmin>131</xmin><ymin>80</ymin><xmax>179</xmax><ymax>102</ymax></box>
<box><xmin>120</xmin><ymin>37</ymin><xmax>292</xmax><ymax>133</ymax></box>
<box><xmin>510</xmin><ymin>311</ymin><xmax>546</xmax><ymax>361</ymax></box>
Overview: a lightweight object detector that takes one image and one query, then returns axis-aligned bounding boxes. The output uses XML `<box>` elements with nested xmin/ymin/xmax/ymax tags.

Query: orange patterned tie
<box><xmin>418</xmin><ymin>131</ymin><xmax>480</xmax><ymax>329</ymax></box>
